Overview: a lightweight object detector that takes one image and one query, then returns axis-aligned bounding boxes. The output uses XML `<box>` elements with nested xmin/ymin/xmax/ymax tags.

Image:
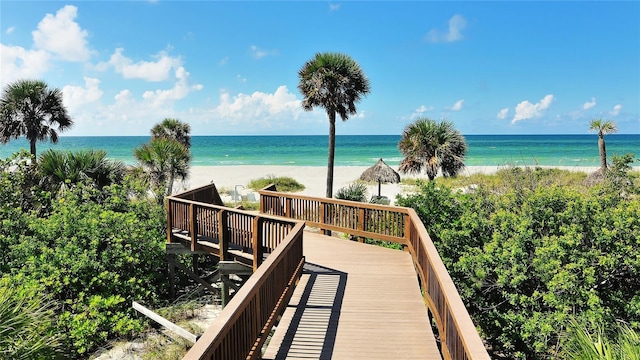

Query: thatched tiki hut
<box><xmin>359</xmin><ymin>158</ymin><xmax>401</xmax><ymax>197</ymax></box>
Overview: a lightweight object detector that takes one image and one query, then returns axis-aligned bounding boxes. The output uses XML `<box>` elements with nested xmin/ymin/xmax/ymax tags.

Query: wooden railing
<box><xmin>167</xmin><ymin>184</ymin><xmax>298</xmax><ymax>270</ymax></box>
<box><xmin>259</xmin><ymin>187</ymin><xmax>490</xmax><ymax>360</ymax></box>
<box><xmin>168</xmin><ymin>184</ymin><xmax>306</xmax><ymax>359</ymax></box>
<box><xmin>183</xmin><ymin>221</ymin><xmax>305</xmax><ymax>360</ymax></box>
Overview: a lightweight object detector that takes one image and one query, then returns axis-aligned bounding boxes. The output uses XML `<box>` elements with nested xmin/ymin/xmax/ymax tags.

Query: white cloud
<box><xmin>511</xmin><ymin>94</ymin><xmax>555</xmax><ymax>124</ymax></box>
<box><xmin>426</xmin><ymin>14</ymin><xmax>467</xmax><ymax>43</ymax></box>
<box><xmin>6</xmin><ymin>26</ymin><xmax>15</xmax><ymax>34</ymax></box>
<box><xmin>583</xmin><ymin>97</ymin><xmax>596</xmax><ymax>110</ymax></box>
<box><xmin>610</xmin><ymin>104</ymin><xmax>622</xmax><ymax>116</ymax></box>
<box><xmin>237</xmin><ymin>74</ymin><xmax>247</xmax><ymax>83</ymax></box>
<box><xmin>329</xmin><ymin>3</ymin><xmax>341</xmax><ymax>12</ymax></box>
<box><xmin>219</xmin><ymin>56</ymin><xmax>229</xmax><ymax>66</ymax></box>
<box><xmin>0</xmin><ymin>44</ymin><xmax>51</xmax><ymax>87</ymax></box>
<box><xmin>411</xmin><ymin>105</ymin><xmax>434</xmax><ymax>118</ymax></box>
<box><xmin>451</xmin><ymin>99</ymin><xmax>464</xmax><ymax>111</ymax></box>
<box><xmin>62</xmin><ymin>77</ymin><xmax>103</xmax><ymax>112</ymax></box>
<box><xmin>142</xmin><ymin>67</ymin><xmax>203</xmax><ymax>107</ymax></box>
<box><xmin>97</xmin><ymin>48</ymin><xmax>182</xmax><ymax>82</ymax></box>
<box><xmin>497</xmin><ymin>108</ymin><xmax>509</xmax><ymax>119</ymax></box>
<box><xmin>215</xmin><ymin>85</ymin><xmax>302</xmax><ymax>122</ymax></box>
<box><xmin>32</xmin><ymin>5</ymin><xmax>91</xmax><ymax>62</ymax></box>
<box><xmin>250</xmin><ymin>45</ymin><xmax>269</xmax><ymax>59</ymax></box>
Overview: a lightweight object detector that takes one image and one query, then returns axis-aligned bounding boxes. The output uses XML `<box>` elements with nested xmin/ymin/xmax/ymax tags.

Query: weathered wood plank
<box><xmin>263</xmin><ymin>232</ymin><xmax>441</xmax><ymax>360</ymax></box>
<box><xmin>132</xmin><ymin>301</ymin><xmax>199</xmax><ymax>343</ymax></box>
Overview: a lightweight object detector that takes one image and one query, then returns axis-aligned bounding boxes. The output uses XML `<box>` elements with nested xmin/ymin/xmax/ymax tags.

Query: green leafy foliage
<box><xmin>247</xmin><ymin>174</ymin><xmax>305</xmax><ymax>192</ymax></box>
<box><xmin>397</xmin><ymin>168</ymin><xmax>640</xmax><ymax>359</ymax></box>
<box><xmin>0</xmin><ymin>276</ymin><xmax>61</xmax><ymax>359</ymax></box>
<box><xmin>335</xmin><ymin>182</ymin><xmax>368</xmax><ymax>202</ymax></box>
<box><xmin>1</xmin><ymin>155</ymin><xmax>170</xmax><ymax>357</ymax></box>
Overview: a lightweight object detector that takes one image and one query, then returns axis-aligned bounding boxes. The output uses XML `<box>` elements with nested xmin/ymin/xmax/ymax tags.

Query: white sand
<box><xmin>177</xmin><ymin>165</ymin><xmax>601</xmax><ymax>204</ymax></box>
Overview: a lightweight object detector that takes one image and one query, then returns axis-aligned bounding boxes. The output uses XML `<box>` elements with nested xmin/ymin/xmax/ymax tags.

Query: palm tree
<box><xmin>398</xmin><ymin>118</ymin><xmax>467</xmax><ymax>181</ymax></box>
<box><xmin>298</xmin><ymin>52</ymin><xmax>370</xmax><ymax>198</ymax></box>
<box><xmin>38</xmin><ymin>149</ymin><xmax>125</xmax><ymax>191</ymax></box>
<box><xmin>150</xmin><ymin>118</ymin><xmax>191</xmax><ymax>149</ymax></box>
<box><xmin>134</xmin><ymin>137</ymin><xmax>190</xmax><ymax>197</ymax></box>
<box><xmin>588</xmin><ymin>118</ymin><xmax>617</xmax><ymax>172</ymax></box>
<box><xmin>0</xmin><ymin>79</ymin><xmax>73</xmax><ymax>157</ymax></box>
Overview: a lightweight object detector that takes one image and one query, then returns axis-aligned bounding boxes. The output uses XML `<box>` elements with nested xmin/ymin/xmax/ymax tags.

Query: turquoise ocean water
<box><xmin>1</xmin><ymin>134</ymin><xmax>639</xmax><ymax>167</ymax></box>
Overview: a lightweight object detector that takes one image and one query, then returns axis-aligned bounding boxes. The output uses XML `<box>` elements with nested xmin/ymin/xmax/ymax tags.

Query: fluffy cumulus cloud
<box><xmin>0</xmin><ymin>44</ymin><xmax>51</xmax><ymax>87</ymax></box>
<box><xmin>583</xmin><ymin>97</ymin><xmax>597</xmax><ymax>110</ymax></box>
<box><xmin>451</xmin><ymin>99</ymin><xmax>464</xmax><ymax>111</ymax></box>
<box><xmin>96</xmin><ymin>48</ymin><xmax>182</xmax><ymax>82</ymax></box>
<box><xmin>32</xmin><ymin>5</ymin><xmax>91</xmax><ymax>62</ymax></box>
<box><xmin>215</xmin><ymin>85</ymin><xmax>302</xmax><ymax>123</ymax></box>
<box><xmin>426</xmin><ymin>14</ymin><xmax>467</xmax><ymax>43</ymax></box>
<box><xmin>142</xmin><ymin>67</ymin><xmax>203</xmax><ymax>107</ymax></box>
<box><xmin>497</xmin><ymin>108</ymin><xmax>509</xmax><ymax>119</ymax></box>
<box><xmin>62</xmin><ymin>77</ymin><xmax>103</xmax><ymax>112</ymax></box>
<box><xmin>511</xmin><ymin>94</ymin><xmax>555</xmax><ymax>124</ymax></box>
<box><xmin>610</xmin><ymin>104</ymin><xmax>622</xmax><ymax>116</ymax></box>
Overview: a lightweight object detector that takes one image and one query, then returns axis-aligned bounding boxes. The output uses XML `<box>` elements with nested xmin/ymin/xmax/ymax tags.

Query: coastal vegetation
<box><xmin>0</xmin><ymin>79</ymin><xmax>73</xmax><ymax>157</ymax></box>
<box><xmin>589</xmin><ymin>118</ymin><xmax>618</xmax><ymax>172</ymax></box>
<box><xmin>398</xmin><ymin>117</ymin><xmax>468</xmax><ymax>180</ymax></box>
<box><xmin>134</xmin><ymin>118</ymin><xmax>192</xmax><ymax>198</ymax></box>
<box><xmin>0</xmin><ymin>151</ymin><xmax>169</xmax><ymax>358</ymax></box>
<box><xmin>298</xmin><ymin>52</ymin><xmax>371</xmax><ymax>198</ymax></box>
<box><xmin>247</xmin><ymin>174</ymin><xmax>305</xmax><ymax>192</ymax></box>
<box><xmin>397</xmin><ymin>159</ymin><xmax>640</xmax><ymax>359</ymax></box>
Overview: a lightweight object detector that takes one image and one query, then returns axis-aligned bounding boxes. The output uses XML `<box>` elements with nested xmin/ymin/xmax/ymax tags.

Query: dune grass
<box><xmin>247</xmin><ymin>175</ymin><xmax>305</xmax><ymax>192</ymax></box>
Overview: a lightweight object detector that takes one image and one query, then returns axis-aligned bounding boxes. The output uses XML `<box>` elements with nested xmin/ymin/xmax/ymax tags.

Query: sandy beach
<box><xmin>177</xmin><ymin>165</ymin><xmax>601</xmax><ymax>204</ymax></box>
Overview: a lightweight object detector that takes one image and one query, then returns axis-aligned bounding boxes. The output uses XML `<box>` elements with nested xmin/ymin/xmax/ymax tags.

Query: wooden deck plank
<box><xmin>263</xmin><ymin>232</ymin><xmax>441</xmax><ymax>360</ymax></box>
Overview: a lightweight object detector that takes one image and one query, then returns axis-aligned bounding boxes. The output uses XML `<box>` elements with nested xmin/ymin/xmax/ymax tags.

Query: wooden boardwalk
<box><xmin>263</xmin><ymin>231</ymin><xmax>441</xmax><ymax>360</ymax></box>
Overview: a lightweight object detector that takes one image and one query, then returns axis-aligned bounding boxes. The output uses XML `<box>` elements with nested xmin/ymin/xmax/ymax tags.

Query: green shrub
<box><xmin>335</xmin><ymin>182</ymin><xmax>368</xmax><ymax>202</ymax></box>
<box><xmin>247</xmin><ymin>175</ymin><xmax>305</xmax><ymax>192</ymax></box>
<box><xmin>397</xmin><ymin>175</ymin><xmax>640</xmax><ymax>359</ymax></box>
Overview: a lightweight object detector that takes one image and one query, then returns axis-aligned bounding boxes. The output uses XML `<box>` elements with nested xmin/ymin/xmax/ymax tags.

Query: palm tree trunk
<box><xmin>326</xmin><ymin>111</ymin><xmax>336</xmax><ymax>199</ymax></box>
<box><xmin>598</xmin><ymin>134</ymin><xmax>607</xmax><ymax>171</ymax></box>
<box><xmin>30</xmin><ymin>139</ymin><xmax>37</xmax><ymax>157</ymax></box>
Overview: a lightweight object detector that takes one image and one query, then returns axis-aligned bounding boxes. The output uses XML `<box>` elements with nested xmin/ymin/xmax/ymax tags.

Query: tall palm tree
<box><xmin>0</xmin><ymin>79</ymin><xmax>73</xmax><ymax>157</ymax></box>
<box><xmin>588</xmin><ymin>118</ymin><xmax>617</xmax><ymax>172</ymax></box>
<box><xmin>298</xmin><ymin>52</ymin><xmax>370</xmax><ymax>198</ymax></box>
<box><xmin>150</xmin><ymin>118</ymin><xmax>191</xmax><ymax>149</ymax></box>
<box><xmin>398</xmin><ymin>118</ymin><xmax>467</xmax><ymax>180</ymax></box>
<box><xmin>134</xmin><ymin>137</ymin><xmax>190</xmax><ymax>197</ymax></box>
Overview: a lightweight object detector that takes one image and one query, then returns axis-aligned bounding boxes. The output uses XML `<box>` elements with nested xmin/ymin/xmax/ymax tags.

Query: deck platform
<box><xmin>263</xmin><ymin>231</ymin><xmax>441</xmax><ymax>360</ymax></box>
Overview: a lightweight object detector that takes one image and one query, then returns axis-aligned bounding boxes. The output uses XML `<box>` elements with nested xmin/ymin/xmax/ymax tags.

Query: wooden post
<box><xmin>189</xmin><ymin>203</ymin><xmax>197</xmax><ymax>251</ymax></box>
<box><xmin>167</xmin><ymin>254</ymin><xmax>176</xmax><ymax>299</ymax></box>
<box><xmin>252</xmin><ymin>217</ymin><xmax>264</xmax><ymax>271</ymax></box>
<box><xmin>166</xmin><ymin>198</ymin><xmax>173</xmax><ymax>243</ymax></box>
<box><xmin>285</xmin><ymin>198</ymin><xmax>292</xmax><ymax>218</ymax></box>
<box><xmin>218</xmin><ymin>209</ymin><xmax>229</xmax><ymax>307</ymax></box>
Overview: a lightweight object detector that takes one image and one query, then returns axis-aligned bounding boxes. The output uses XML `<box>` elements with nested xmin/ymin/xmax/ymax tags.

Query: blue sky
<box><xmin>1</xmin><ymin>1</ymin><xmax>638</xmax><ymax>136</ymax></box>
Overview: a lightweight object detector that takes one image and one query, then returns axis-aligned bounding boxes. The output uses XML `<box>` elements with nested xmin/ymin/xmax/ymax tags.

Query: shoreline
<box><xmin>179</xmin><ymin>165</ymin><xmax>602</xmax><ymax>204</ymax></box>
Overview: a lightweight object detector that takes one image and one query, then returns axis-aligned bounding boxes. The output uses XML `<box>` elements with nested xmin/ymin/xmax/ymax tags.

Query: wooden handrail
<box><xmin>167</xmin><ymin>183</ymin><xmax>306</xmax><ymax>360</ymax></box>
<box><xmin>167</xmin><ymin>187</ymin><xmax>297</xmax><ymax>269</ymax></box>
<box><xmin>183</xmin><ymin>222</ymin><xmax>305</xmax><ymax>360</ymax></box>
<box><xmin>258</xmin><ymin>188</ymin><xmax>490</xmax><ymax>360</ymax></box>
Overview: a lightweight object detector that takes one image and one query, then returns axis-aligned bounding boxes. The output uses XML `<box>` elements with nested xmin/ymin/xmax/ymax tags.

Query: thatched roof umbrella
<box><xmin>359</xmin><ymin>158</ymin><xmax>401</xmax><ymax>197</ymax></box>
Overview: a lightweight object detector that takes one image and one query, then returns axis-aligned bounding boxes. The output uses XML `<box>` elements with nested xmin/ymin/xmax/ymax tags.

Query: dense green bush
<box><xmin>397</xmin><ymin>168</ymin><xmax>640</xmax><ymax>359</ymax></box>
<box><xmin>1</xmin><ymin>152</ymin><xmax>169</xmax><ymax>357</ymax></box>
